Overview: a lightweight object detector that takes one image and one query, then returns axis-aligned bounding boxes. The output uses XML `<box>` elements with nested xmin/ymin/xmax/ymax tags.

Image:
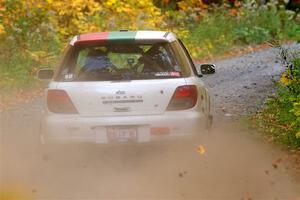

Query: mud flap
<box><xmin>206</xmin><ymin>114</ymin><xmax>213</xmax><ymax>132</ymax></box>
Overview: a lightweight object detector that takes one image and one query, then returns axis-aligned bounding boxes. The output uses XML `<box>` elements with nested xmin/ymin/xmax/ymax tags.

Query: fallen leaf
<box><xmin>272</xmin><ymin>158</ymin><xmax>282</xmax><ymax>169</ymax></box>
<box><xmin>272</xmin><ymin>163</ymin><xmax>278</xmax><ymax>169</ymax></box>
<box><xmin>178</xmin><ymin>171</ymin><xmax>188</xmax><ymax>178</ymax></box>
<box><xmin>267</xmin><ymin>137</ymin><xmax>274</xmax><ymax>143</ymax></box>
<box><xmin>221</xmin><ymin>107</ymin><xmax>226</xmax><ymax>112</ymax></box>
<box><xmin>196</xmin><ymin>145</ymin><xmax>205</xmax><ymax>155</ymax></box>
<box><xmin>178</xmin><ymin>172</ymin><xmax>183</xmax><ymax>178</ymax></box>
<box><xmin>241</xmin><ymin>192</ymin><xmax>253</xmax><ymax>200</ymax></box>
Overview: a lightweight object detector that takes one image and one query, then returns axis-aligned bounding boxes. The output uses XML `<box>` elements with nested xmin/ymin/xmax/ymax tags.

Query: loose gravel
<box><xmin>199</xmin><ymin>43</ymin><xmax>300</xmax><ymax>118</ymax></box>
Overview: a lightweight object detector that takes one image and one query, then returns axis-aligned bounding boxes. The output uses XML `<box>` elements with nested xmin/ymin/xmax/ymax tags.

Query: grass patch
<box><xmin>184</xmin><ymin>4</ymin><xmax>299</xmax><ymax>58</ymax></box>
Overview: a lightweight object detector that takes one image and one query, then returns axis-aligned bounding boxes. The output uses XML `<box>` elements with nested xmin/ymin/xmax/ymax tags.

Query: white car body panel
<box><xmin>55</xmin><ymin>78</ymin><xmax>187</xmax><ymax>117</ymax></box>
<box><xmin>42</xmin><ymin>76</ymin><xmax>209</xmax><ymax>144</ymax></box>
<box><xmin>41</xmin><ymin>31</ymin><xmax>212</xmax><ymax>144</ymax></box>
<box><xmin>41</xmin><ymin>108</ymin><xmax>206</xmax><ymax>143</ymax></box>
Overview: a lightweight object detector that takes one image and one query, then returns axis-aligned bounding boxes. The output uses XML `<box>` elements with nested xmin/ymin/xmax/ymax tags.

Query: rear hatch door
<box><xmin>56</xmin><ymin>78</ymin><xmax>186</xmax><ymax>117</ymax></box>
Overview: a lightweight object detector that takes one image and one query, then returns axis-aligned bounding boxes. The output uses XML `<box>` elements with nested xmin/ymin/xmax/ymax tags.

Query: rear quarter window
<box><xmin>169</xmin><ymin>41</ymin><xmax>193</xmax><ymax>77</ymax></box>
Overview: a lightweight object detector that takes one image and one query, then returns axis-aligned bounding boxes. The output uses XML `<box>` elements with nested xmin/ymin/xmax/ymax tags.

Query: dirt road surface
<box><xmin>1</xmin><ymin>44</ymin><xmax>300</xmax><ymax>200</ymax></box>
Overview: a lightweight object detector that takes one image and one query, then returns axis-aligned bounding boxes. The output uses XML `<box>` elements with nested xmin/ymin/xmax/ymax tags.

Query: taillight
<box><xmin>47</xmin><ymin>89</ymin><xmax>78</xmax><ymax>114</ymax></box>
<box><xmin>167</xmin><ymin>85</ymin><xmax>198</xmax><ymax>111</ymax></box>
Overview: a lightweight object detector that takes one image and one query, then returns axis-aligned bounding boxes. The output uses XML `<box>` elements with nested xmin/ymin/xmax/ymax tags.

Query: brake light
<box><xmin>47</xmin><ymin>89</ymin><xmax>78</xmax><ymax>114</ymax></box>
<box><xmin>167</xmin><ymin>85</ymin><xmax>198</xmax><ymax>111</ymax></box>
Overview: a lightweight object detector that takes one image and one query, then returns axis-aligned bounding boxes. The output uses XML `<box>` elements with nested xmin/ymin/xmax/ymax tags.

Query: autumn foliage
<box><xmin>0</xmin><ymin>0</ymin><xmax>299</xmax><ymax>91</ymax></box>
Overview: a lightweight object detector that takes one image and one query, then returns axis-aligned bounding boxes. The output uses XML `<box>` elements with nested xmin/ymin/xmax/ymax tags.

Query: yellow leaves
<box><xmin>36</xmin><ymin>2</ymin><xmax>44</xmax><ymax>9</ymax></box>
<box><xmin>174</xmin><ymin>29</ymin><xmax>189</xmax><ymax>40</ymax></box>
<box><xmin>0</xmin><ymin>0</ymin><xmax>160</xmax><ymax>44</ymax></box>
<box><xmin>196</xmin><ymin>145</ymin><xmax>206</xmax><ymax>155</ymax></box>
<box><xmin>280</xmin><ymin>72</ymin><xmax>291</xmax><ymax>86</ymax></box>
<box><xmin>0</xmin><ymin>24</ymin><xmax>4</xmax><ymax>34</ymax></box>
<box><xmin>296</xmin><ymin>129</ymin><xmax>300</xmax><ymax>138</ymax></box>
<box><xmin>45</xmin><ymin>0</ymin><xmax>103</xmax><ymax>37</ymax></box>
<box><xmin>118</xmin><ymin>7</ymin><xmax>132</xmax><ymax>14</ymax></box>
<box><xmin>89</xmin><ymin>2</ymin><xmax>102</xmax><ymax>14</ymax></box>
<box><xmin>106</xmin><ymin>0</ymin><xmax>117</xmax><ymax>6</ymax></box>
<box><xmin>178</xmin><ymin>0</ymin><xmax>208</xmax><ymax>11</ymax></box>
<box><xmin>99</xmin><ymin>0</ymin><xmax>163</xmax><ymax>30</ymax></box>
<box><xmin>198</xmin><ymin>0</ymin><xmax>208</xmax><ymax>9</ymax></box>
<box><xmin>177</xmin><ymin>1</ymin><xmax>189</xmax><ymax>11</ymax></box>
<box><xmin>162</xmin><ymin>0</ymin><xmax>171</xmax><ymax>4</ymax></box>
<box><xmin>0</xmin><ymin>3</ymin><xmax>6</xmax><ymax>13</ymax></box>
<box><xmin>3</xmin><ymin>0</ymin><xmax>164</xmax><ymax>38</ymax></box>
<box><xmin>207</xmin><ymin>41</ymin><xmax>213</xmax><ymax>50</ymax></box>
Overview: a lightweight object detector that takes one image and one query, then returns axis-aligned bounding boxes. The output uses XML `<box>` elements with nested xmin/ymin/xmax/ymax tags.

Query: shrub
<box><xmin>234</xmin><ymin>3</ymin><xmax>299</xmax><ymax>43</ymax></box>
<box><xmin>186</xmin><ymin>9</ymin><xmax>236</xmax><ymax>58</ymax></box>
<box><xmin>183</xmin><ymin>2</ymin><xmax>299</xmax><ymax>58</ymax></box>
<box><xmin>253</xmin><ymin>50</ymin><xmax>300</xmax><ymax>147</ymax></box>
<box><xmin>0</xmin><ymin>0</ymin><xmax>164</xmax><ymax>92</ymax></box>
<box><xmin>0</xmin><ymin>0</ymin><xmax>299</xmax><ymax>92</ymax></box>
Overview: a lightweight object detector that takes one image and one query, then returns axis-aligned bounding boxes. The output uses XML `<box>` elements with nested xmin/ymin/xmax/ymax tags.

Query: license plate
<box><xmin>106</xmin><ymin>126</ymin><xmax>137</xmax><ymax>143</ymax></box>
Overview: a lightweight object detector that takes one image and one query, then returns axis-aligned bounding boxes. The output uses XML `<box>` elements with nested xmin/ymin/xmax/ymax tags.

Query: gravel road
<box><xmin>204</xmin><ymin>43</ymin><xmax>300</xmax><ymax>117</ymax></box>
<box><xmin>1</xmin><ymin>44</ymin><xmax>300</xmax><ymax>200</ymax></box>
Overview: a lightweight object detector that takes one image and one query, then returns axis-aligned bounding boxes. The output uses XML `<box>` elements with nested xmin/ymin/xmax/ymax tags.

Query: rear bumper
<box><xmin>41</xmin><ymin>111</ymin><xmax>208</xmax><ymax>144</ymax></box>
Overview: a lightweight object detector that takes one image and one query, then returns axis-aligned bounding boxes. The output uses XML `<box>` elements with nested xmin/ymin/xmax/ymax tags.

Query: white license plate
<box><xmin>106</xmin><ymin>126</ymin><xmax>137</xmax><ymax>143</ymax></box>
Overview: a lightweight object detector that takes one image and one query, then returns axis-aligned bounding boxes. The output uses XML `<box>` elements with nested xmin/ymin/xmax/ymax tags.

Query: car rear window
<box><xmin>55</xmin><ymin>42</ymin><xmax>191</xmax><ymax>81</ymax></box>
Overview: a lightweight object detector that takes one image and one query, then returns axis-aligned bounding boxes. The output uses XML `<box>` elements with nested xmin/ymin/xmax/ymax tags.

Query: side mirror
<box><xmin>200</xmin><ymin>64</ymin><xmax>216</xmax><ymax>75</ymax></box>
<box><xmin>37</xmin><ymin>69</ymin><xmax>54</xmax><ymax>80</ymax></box>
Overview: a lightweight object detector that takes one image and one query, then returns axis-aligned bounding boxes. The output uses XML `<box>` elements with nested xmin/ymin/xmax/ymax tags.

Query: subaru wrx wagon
<box><xmin>38</xmin><ymin>30</ymin><xmax>215</xmax><ymax>144</ymax></box>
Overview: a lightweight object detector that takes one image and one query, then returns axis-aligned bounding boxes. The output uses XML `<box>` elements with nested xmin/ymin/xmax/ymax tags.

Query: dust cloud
<box><xmin>1</xmin><ymin>109</ymin><xmax>300</xmax><ymax>199</ymax></box>
<box><xmin>2</xmin><ymin>44</ymin><xmax>300</xmax><ymax>199</ymax></box>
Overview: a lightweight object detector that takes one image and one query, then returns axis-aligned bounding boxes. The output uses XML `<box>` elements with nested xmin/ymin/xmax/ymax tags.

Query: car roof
<box><xmin>70</xmin><ymin>30</ymin><xmax>178</xmax><ymax>46</ymax></box>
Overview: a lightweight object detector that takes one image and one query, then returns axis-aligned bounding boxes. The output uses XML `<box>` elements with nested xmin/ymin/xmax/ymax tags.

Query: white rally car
<box><xmin>38</xmin><ymin>30</ymin><xmax>215</xmax><ymax>144</ymax></box>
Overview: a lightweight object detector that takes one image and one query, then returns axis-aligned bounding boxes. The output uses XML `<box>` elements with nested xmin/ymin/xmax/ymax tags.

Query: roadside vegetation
<box><xmin>0</xmin><ymin>0</ymin><xmax>299</xmax><ymax>93</ymax></box>
<box><xmin>251</xmin><ymin>47</ymin><xmax>300</xmax><ymax>148</ymax></box>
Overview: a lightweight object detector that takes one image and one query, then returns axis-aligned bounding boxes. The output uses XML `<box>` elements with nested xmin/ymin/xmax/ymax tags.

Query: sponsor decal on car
<box><xmin>102</xmin><ymin>95</ymin><xmax>143</xmax><ymax>104</ymax></box>
<box><xmin>155</xmin><ymin>71</ymin><xmax>181</xmax><ymax>77</ymax></box>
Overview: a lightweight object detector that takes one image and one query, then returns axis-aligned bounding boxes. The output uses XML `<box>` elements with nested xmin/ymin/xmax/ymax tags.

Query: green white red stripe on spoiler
<box><xmin>70</xmin><ymin>31</ymin><xmax>177</xmax><ymax>46</ymax></box>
